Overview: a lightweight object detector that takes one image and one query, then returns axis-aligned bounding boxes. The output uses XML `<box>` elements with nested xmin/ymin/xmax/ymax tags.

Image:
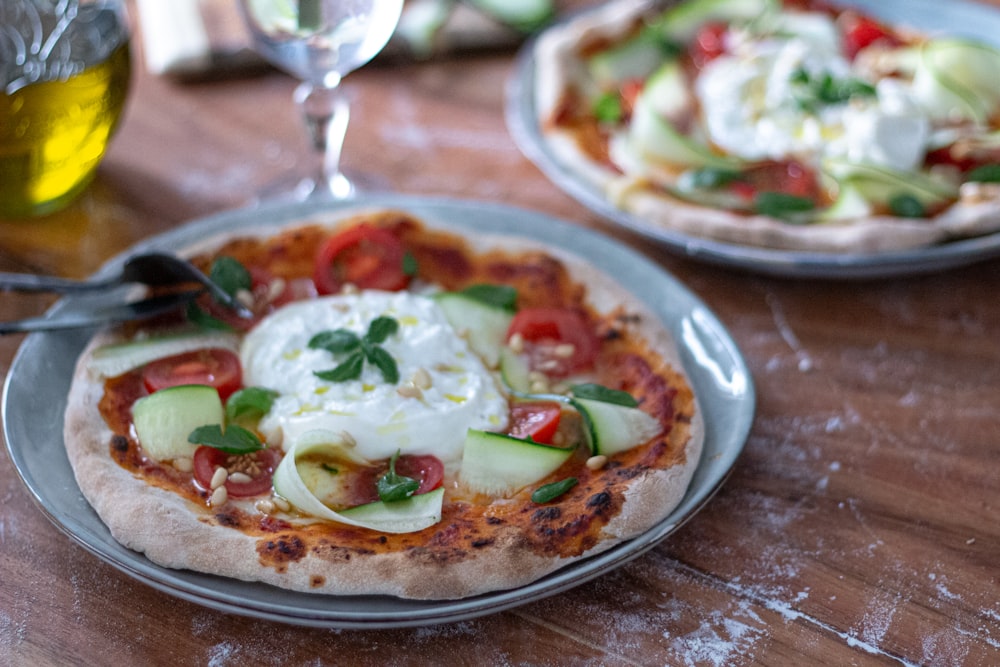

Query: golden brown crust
<box><xmin>63</xmin><ymin>210</ymin><xmax>703</xmax><ymax>600</ymax></box>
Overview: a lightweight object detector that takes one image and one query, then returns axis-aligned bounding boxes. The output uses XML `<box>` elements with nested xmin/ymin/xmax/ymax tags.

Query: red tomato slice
<box><xmin>508</xmin><ymin>401</ymin><xmax>562</xmax><ymax>444</ymax></box>
<box><xmin>690</xmin><ymin>22</ymin><xmax>728</xmax><ymax>68</ymax></box>
<box><xmin>840</xmin><ymin>13</ymin><xmax>901</xmax><ymax>59</ymax></box>
<box><xmin>349</xmin><ymin>454</ymin><xmax>445</xmax><ymax>506</ymax></box>
<box><xmin>142</xmin><ymin>348</ymin><xmax>242</xmax><ymax>400</ymax></box>
<box><xmin>507</xmin><ymin>307</ymin><xmax>600</xmax><ymax>377</ymax></box>
<box><xmin>393</xmin><ymin>455</ymin><xmax>445</xmax><ymax>495</ymax></box>
<box><xmin>192</xmin><ymin>446</ymin><xmax>281</xmax><ymax>498</ymax></box>
<box><xmin>732</xmin><ymin>160</ymin><xmax>820</xmax><ymax>201</ymax></box>
<box><xmin>313</xmin><ymin>225</ymin><xmax>412</xmax><ymax>295</ymax></box>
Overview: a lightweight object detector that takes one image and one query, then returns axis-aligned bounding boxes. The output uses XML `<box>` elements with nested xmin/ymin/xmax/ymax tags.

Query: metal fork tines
<box><xmin>0</xmin><ymin>252</ymin><xmax>252</xmax><ymax>319</ymax></box>
<box><xmin>0</xmin><ymin>290</ymin><xmax>204</xmax><ymax>335</ymax></box>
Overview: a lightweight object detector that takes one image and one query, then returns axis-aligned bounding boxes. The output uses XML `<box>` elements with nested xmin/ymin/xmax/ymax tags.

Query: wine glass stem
<box><xmin>294</xmin><ymin>79</ymin><xmax>352</xmax><ymax>199</ymax></box>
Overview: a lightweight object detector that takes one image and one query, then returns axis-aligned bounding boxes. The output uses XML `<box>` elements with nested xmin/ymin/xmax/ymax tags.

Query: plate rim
<box><xmin>2</xmin><ymin>194</ymin><xmax>755</xmax><ymax>628</ymax></box>
<box><xmin>504</xmin><ymin>0</ymin><xmax>1000</xmax><ymax>279</ymax></box>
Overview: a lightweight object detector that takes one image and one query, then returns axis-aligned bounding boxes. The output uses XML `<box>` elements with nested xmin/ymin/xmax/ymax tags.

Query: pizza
<box><xmin>63</xmin><ymin>208</ymin><xmax>703</xmax><ymax>600</ymax></box>
<box><xmin>533</xmin><ymin>0</ymin><xmax>1000</xmax><ymax>253</ymax></box>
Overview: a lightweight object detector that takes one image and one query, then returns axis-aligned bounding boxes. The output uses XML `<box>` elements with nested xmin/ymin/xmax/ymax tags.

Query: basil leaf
<box><xmin>308</xmin><ymin>329</ymin><xmax>361</xmax><ymax>354</ymax></box>
<box><xmin>365</xmin><ymin>344</ymin><xmax>400</xmax><ymax>384</ymax></box>
<box><xmin>966</xmin><ymin>164</ymin><xmax>1000</xmax><ymax>183</ymax></box>
<box><xmin>402</xmin><ymin>251</ymin><xmax>419</xmax><ymax>277</ymax></box>
<box><xmin>889</xmin><ymin>193</ymin><xmax>927</xmax><ymax>218</ymax></box>
<box><xmin>377</xmin><ymin>450</ymin><xmax>419</xmax><ymax>502</ymax></box>
<box><xmin>209</xmin><ymin>256</ymin><xmax>252</xmax><ymax>298</ymax></box>
<box><xmin>185</xmin><ymin>302</ymin><xmax>235</xmax><ymax>331</ymax></box>
<box><xmin>365</xmin><ymin>316</ymin><xmax>399</xmax><ymax>344</ymax></box>
<box><xmin>754</xmin><ymin>192</ymin><xmax>815</xmax><ymax>221</ymax></box>
<box><xmin>531</xmin><ymin>477</ymin><xmax>578</xmax><ymax>504</ymax></box>
<box><xmin>459</xmin><ymin>284</ymin><xmax>518</xmax><ymax>312</ymax></box>
<box><xmin>188</xmin><ymin>424</ymin><xmax>263</xmax><ymax>454</ymax></box>
<box><xmin>314</xmin><ymin>351</ymin><xmax>364</xmax><ymax>382</ymax></box>
<box><xmin>592</xmin><ymin>92</ymin><xmax>623</xmax><ymax>124</ymax></box>
<box><xmin>687</xmin><ymin>167</ymin><xmax>742</xmax><ymax>190</ymax></box>
<box><xmin>225</xmin><ymin>387</ymin><xmax>279</xmax><ymax>422</ymax></box>
<box><xmin>571</xmin><ymin>383</ymin><xmax>638</xmax><ymax>407</ymax></box>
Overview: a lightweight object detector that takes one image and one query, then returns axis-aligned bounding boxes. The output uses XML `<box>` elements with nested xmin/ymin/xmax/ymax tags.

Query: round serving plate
<box><xmin>3</xmin><ymin>195</ymin><xmax>754</xmax><ymax>628</ymax></box>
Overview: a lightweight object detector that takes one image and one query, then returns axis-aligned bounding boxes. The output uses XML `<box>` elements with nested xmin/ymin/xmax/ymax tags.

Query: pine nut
<box><xmin>397</xmin><ymin>383</ymin><xmax>423</xmax><ymax>399</ymax></box>
<box><xmin>412</xmin><ymin>367</ymin><xmax>432</xmax><ymax>389</ymax></box>
<box><xmin>228</xmin><ymin>472</ymin><xmax>253</xmax><ymax>484</ymax></box>
<box><xmin>554</xmin><ymin>343</ymin><xmax>576</xmax><ymax>358</ymax></box>
<box><xmin>210</xmin><ymin>466</ymin><xmax>228</xmax><ymax>490</ymax></box>
<box><xmin>508</xmin><ymin>333</ymin><xmax>525</xmax><ymax>353</ymax></box>
<box><xmin>272</xmin><ymin>496</ymin><xmax>291</xmax><ymax>512</ymax></box>
<box><xmin>586</xmin><ymin>455</ymin><xmax>609</xmax><ymax>471</ymax></box>
<box><xmin>235</xmin><ymin>289</ymin><xmax>254</xmax><ymax>308</ymax></box>
<box><xmin>173</xmin><ymin>457</ymin><xmax>193</xmax><ymax>473</ymax></box>
<box><xmin>210</xmin><ymin>486</ymin><xmax>228</xmax><ymax>506</ymax></box>
<box><xmin>255</xmin><ymin>499</ymin><xmax>275</xmax><ymax>514</ymax></box>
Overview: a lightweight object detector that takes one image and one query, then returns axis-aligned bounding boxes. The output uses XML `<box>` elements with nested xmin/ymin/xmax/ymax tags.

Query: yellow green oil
<box><xmin>0</xmin><ymin>42</ymin><xmax>131</xmax><ymax>218</ymax></box>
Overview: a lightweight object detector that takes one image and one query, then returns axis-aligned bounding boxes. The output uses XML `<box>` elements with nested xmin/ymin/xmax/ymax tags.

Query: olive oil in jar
<box><xmin>0</xmin><ymin>2</ymin><xmax>131</xmax><ymax>218</ymax></box>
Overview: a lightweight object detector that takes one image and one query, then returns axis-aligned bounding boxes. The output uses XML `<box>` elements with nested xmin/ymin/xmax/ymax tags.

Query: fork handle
<box><xmin>0</xmin><ymin>272</ymin><xmax>113</xmax><ymax>293</ymax></box>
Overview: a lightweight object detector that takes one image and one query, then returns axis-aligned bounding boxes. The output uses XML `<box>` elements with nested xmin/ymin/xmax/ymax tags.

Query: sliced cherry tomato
<box><xmin>507</xmin><ymin>307</ymin><xmax>600</xmax><ymax>377</ymax></box>
<box><xmin>393</xmin><ymin>455</ymin><xmax>445</xmax><ymax>495</ymax></box>
<box><xmin>508</xmin><ymin>401</ymin><xmax>563</xmax><ymax>444</ymax></box>
<box><xmin>690</xmin><ymin>22</ymin><xmax>728</xmax><ymax>68</ymax></box>
<box><xmin>349</xmin><ymin>454</ymin><xmax>445</xmax><ymax>506</ymax></box>
<box><xmin>730</xmin><ymin>160</ymin><xmax>821</xmax><ymax>201</ymax></box>
<box><xmin>313</xmin><ymin>225</ymin><xmax>412</xmax><ymax>295</ymax></box>
<box><xmin>142</xmin><ymin>348</ymin><xmax>242</xmax><ymax>400</ymax></box>
<box><xmin>192</xmin><ymin>445</ymin><xmax>281</xmax><ymax>498</ymax></box>
<box><xmin>840</xmin><ymin>12</ymin><xmax>901</xmax><ymax>59</ymax></box>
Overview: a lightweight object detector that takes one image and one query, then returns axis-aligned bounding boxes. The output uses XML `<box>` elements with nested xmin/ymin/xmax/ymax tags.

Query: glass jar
<box><xmin>0</xmin><ymin>0</ymin><xmax>132</xmax><ymax>218</ymax></box>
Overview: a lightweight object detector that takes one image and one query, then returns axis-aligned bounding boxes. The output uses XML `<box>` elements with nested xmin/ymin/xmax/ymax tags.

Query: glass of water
<box><xmin>0</xmin><ymin>0</ymin><xmax>131</xmax><ymax>218</ymax></box>
<box><xmin>238</xmin><ymin>0</ymin><xmax>403</xmax><ymax>199</ymax></box>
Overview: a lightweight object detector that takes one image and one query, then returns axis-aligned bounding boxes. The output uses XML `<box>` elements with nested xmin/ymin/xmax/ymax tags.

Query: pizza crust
<box><xmin>63</xmin><ymin>213</ymin><xmax>704</xmax><ymax>600</ymax></box>
<box><xmin>532</xmin><ymin>0</ymin><xmax>1000</xmax><ymax>254</ymax></box>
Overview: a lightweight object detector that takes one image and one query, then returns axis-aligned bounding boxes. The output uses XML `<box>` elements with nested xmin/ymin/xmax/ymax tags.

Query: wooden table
<box><xmin>3</xmin><ymin>2</ymin><xmax>1000</xmax><ymax>665</ymax></box>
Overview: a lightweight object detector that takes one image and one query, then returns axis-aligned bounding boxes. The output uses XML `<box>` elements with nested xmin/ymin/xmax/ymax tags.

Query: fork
<box><xmin>0</xmin><ymin>252</ymin><xmax>252</xmax><ymax>319</ymax></box>
<box><xmin>0</xmin><ymin>290</ymin><xmax>205</xmax><ymax>335</ymax></box>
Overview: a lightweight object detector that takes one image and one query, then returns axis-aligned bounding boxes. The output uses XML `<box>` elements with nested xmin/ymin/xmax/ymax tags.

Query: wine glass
<box><xmin>238</xmin><ymin>0</ymin><xmax>404</xmax><ymax>199</ymax></box>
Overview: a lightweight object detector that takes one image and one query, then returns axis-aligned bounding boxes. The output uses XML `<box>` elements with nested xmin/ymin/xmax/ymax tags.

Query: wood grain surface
<box><xmin>2</xmin><ymin>1</ymin><xmax>1000</xmax><ymax>665</ymax></box>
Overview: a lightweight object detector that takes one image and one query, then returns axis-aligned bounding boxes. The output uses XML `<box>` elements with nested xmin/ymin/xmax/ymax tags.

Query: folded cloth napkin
<box><xmin>136</xmin><ymin>0</ymin><xmax>539</xmax><ymax>80</ymax></box>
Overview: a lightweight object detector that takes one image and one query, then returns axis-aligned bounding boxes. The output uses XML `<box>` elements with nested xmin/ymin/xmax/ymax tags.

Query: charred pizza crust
<box><xmin>63</xmin><ymin>209</ymin><xmax>703</xmax><ymax>600</ymax></box>
<box><xmin>533</xmin><ymin>0</ymin><xmax>1000</xmax><ymax>253</ymax></box>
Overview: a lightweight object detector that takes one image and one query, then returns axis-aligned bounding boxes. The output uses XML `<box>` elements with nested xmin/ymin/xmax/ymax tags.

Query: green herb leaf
<box><xmin>571</xmin><ymin>383</ymin><xmax>639</xmax><ymax>407</ymax></box>
<box><xmin>592</xmin><ymin>92</ymin><xmax>623</xmax><ymax>124</ymax></box>
<box><xmin>314</xmin><ymin>351</ymin><xmax>365</xmax><ymax>382</ymax></box>
<box><xmin>458</xmin><ymin>284</ymin><xmax>518</xmax><ymax>312</ymax></box>
<box><xmin>322</xmin><ymin>464</ymin><xmax>339</xmax><ymax>475</ymax></box>
<box><xmin>364</xmin><ymin>344</ymin><xmax>400</xmax><ymax>384</ymax></box>
<box><xmin>365</xmin><ymin>316</ymin><xmax>399</xmax><ymax>345</ymax></box>
<box><xmin>687</xmin><ymin>167</ymin><xmax>742</xmax><ymax>190</ymax></box>
<box><xmin>308</xmin><ymin>329</ymin><xmax>361</xmax><ymax>354</ymax></box>
<box><xmin>376</xmin><ymin>450</ymin><xmax>420</xmax><ymax>502</ymax></box>
<box><xmin>188</xmin><ymin>424</ymin><xmax>264</xmax><ymax>454</ymax></box>
<box><xmin>225</xmin><ymin>387</ymin><xmax>279</xmax><ymax>423</ymax></box>
<box><xmin>754</xmin><ymin>191</ymin><xmax>816</xmax><ymax>221</ymax></box>
<box><xmin>889</xmin><ymin>193</ymin><xmax>927</xmax><ymax>218</ymax></box>
<box><xmin>185</xmin><ymin>302</ymin><xmax>235</xmax><ymax>331</ymax></box>
<box><xmin>402</xmin><ymin>251</ymin><xmax>419</xmax><ymax>277</ymax></box>
<box><xmin>790</xmin><ymin>67</ymin><xmax>876</xmax><ymax>113</ymax></box>
<box><xmin>209</xmin><ymin>256</ymin><xmax>252</xmax><ymax>298</ymax></box>
<box><xmin>531</xmin><ymin>477</ymin><xmax>578</xmax><ymax>504</ymax></box>
<box><xmin>966</xmin><ymin>164</ymin><xmax>1000</xmax><ymax>183</ymax></box>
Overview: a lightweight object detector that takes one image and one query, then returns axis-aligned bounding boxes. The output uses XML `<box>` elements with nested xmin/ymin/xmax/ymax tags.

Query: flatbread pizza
<box><xmin>63</xmin><ymin>209</ymin><xmax>703</xmax><ymax>600</ymax></box>
<box><xmin>533</xmin><ymin>0</ymin><xmax>1000</xmax><ymax>252</ymax></box>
